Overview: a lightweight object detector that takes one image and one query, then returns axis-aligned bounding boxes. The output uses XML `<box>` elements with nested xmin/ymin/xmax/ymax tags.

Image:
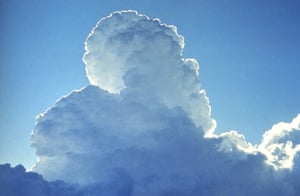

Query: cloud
<box><xmin>0</xmin><ymin>164</ymin><xmax>80</xmax><ymax>195</ymax></box>
<box><xmin>0</xmin><ymin>163</ymin><xmax>134</xmax><ymax>195</ymax></box>
<box><xmin>259</xmin><ymin>114</ymin><xmax>300</xmax><ymax>169</ymax></box>
<box><xmin>83</xmin><ymin>10</ymin><xmax>215</xmax><ymax>133</ymax></box>
<box><xmin>1</xmin><ymin>10</ymin><xmax>300</xmax><ymax>195</ymax></box>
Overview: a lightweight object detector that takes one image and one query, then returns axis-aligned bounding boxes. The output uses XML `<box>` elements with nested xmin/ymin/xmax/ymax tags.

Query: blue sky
<box><xmin>1</xmin><ymin>0</ymin><xmax>299</xmax><ymax>169</ymax></box>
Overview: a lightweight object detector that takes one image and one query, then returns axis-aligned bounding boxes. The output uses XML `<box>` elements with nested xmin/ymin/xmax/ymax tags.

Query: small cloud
<box><xmin>259</xmin><ymin>114</ymin><xmax>300</xmax><ymax>169</ymax></box>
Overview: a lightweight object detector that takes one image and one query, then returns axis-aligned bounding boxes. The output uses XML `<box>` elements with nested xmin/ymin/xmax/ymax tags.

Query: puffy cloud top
<box><xmin>83</xmin><ymin>10</ymin><xmax>185</xmax><ymax>94</ymax></box>
<box><xmin>83</xmin><ymin>10</ymin><xmax>215</xmax><ymax>133</ymax></box>
<box><xmin>259</xmin><ymin>114</ymin><xmax>300</xmax><ymax>169</ymax></box>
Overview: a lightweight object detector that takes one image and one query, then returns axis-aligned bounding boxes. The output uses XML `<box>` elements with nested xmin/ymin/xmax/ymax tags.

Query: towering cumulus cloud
<box><xmin>83</xmin><ymin>11</ymin><xmax>215</xmax><ymax>133</ymax></box>
<box><xmin>1</xmin><ymin>10</ymin><xmax>299</xmax><ymax>195</ymax></box>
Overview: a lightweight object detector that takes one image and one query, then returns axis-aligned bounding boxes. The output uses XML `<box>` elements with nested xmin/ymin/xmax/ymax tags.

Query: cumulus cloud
<box><xmin>83</xmin><ymin>10</ymin><xmax>215</xmax><ymax>133</ymax></box>
<box><xmin>0</xmin><ymin>164</ymin><xmax>80</xmax><ymax>195</ymax></box>
<box><xmin>259</xmin><ymin>114</ymin><xmax>300</xmax><ymax>169</ymax></box>
<box><xmin>0</xmin><ymin>163</ymin><xmax>134</xmax><ymax>195</ymax></box>
<box><xmin>1</xmin><ymin>10</ymin><xmax>300</xmax><ymax>195</ymax></box>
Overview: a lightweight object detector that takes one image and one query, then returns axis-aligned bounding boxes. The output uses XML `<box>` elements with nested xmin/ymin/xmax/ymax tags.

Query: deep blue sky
<box><xmin>1</xmin><ymin>0</ymin><xmax>299</xmax><ymax>168</ymax></box>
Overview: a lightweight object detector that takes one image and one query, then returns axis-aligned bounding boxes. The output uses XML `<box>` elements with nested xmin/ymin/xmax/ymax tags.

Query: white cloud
<box><xmin>1</xmin><ymin>10</ymin><xmax>300</xmax><ymax>195</ymax></box>
<box><xmin>83</xmin><ymin>10</ymin><xmax>215</xmax><ymax>133</ymax></box>
<box><xmin>259</xmin><ymin>114</ymin><xmax>300</xmax><ymax>169</ymax></box>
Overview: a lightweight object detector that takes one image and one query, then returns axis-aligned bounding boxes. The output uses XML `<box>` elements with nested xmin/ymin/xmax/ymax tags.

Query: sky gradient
<box><xmin>1</xmin><ymin>0</ymin><xmax>300</xmax><ymax>169</ymax></box>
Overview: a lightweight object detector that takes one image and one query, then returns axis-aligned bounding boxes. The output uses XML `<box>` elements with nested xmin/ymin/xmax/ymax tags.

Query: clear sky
<box><xmin>1</xmin><ymin>0</ymin><xmax>299</xmax><ymax>169</ymax></box>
